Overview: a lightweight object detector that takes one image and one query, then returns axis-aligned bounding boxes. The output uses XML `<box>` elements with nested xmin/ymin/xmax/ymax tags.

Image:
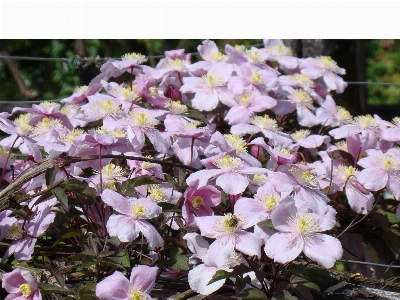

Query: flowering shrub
<box><xmin>0</xmin><ymin>39</ymin><xmax>399</xmax><ymax>299</ymax></box>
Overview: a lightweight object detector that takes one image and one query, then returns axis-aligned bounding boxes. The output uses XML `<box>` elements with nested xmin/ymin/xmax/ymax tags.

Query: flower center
<box><xmin>234</xmin><ymin>44</ymin><xmax>246</xmax><ymax>53</ymax></box>
<box><xmin>190</xmin><ymin>196</ymin><xmax>204</xmax><ymax>209</ymax></box>
<box><xmin>201</xmin><ymin>74</ymin><xmax>225</xmax><ymax>88</ymax></box>
<box><xmin>379</xmin><ymin>154</ymin><xmax>400</xmax><ymax>172</ymax></box>
<box><xmin>353</xmin><ymin>115</ymin><xmax>379</xmax><ymax>130</ymax></box>
<box><xmin>167</xmin><ymin>58</ymin><xmax>185</xmax><ymax>70</ymax></box>
<box><xmin>211</xmin><ymin>51</ymin><xmax>228</xmax><ymax>62</ymax></box>
<box><xmin>249</xmin><ymin>115</ymin><xmax>279</xmax><ymax>131</ymax></box>
<box><xmin>251</xmin><ymin>174</ymin><xmax>268</xmax><ymax>186</ymax></box>
<box><xmin>288</xmin><ymin>212</ymin><xmax>320</xmax><ymax>235</ymax></box>
<box><xmin>315</xmin><ymin>56</ymin><xmax>339</xmax><ymax>72</ymax></box>
<box><xmin>236</xmin><ymin>92</ymin><xmax>254</xmax><ymax>107</ymax></box>
<box><xmin>250</xmin><ymin>71</ymin><xmax>264</xmax><ymax>85</ymax></box>
<box><xmin>336</xmin><ymin>165</ymin><xmax>359</xmax><ymax>181</ymax></box>
<box><xmin>129</xmin><ymin>289</ymin><xmax>145</xmax><ymax>300</ymax></box>
<box><xmin>266</xmin><ymin>44</ymin><xmax>293</xmax><ymax>57</ymax></box>
<box><xmin>113</xmin><ymin>86</ymin><xmax>137</xmax><ymax>102</ymax></box>
<box><xmin>291</xmin><ymin>130</ymin><xmax>311</xmax><ymax>143</ymax></box>
<box><xmin>92</xmin><ymin>100</ymin><xmax>121</xmax><ymax>117</ymax></box>
<box><xmin>121</xmin><ymin>53</ymin><xmax>148</xmax><ymax>64</ymax></box>
<box><xmin>245</xmin><ymin>49</ymin><xmax>265</xmax><ymax>64</ymax></box>
<box><xmin>168</xmin><ymin>101</ymin><xmax>187</xmax><ymax>114</ymax></box>
<box><xmin>337</xmin><ymin>106</ymin><xmax>353</xmax><ymax>124</ymax></box>
<box><xmin>256</xmin><ymin>192</ymin><xmax>279</xmax><ymax>211</ymax></box>
<box><xmin>59</xmin><ymin>128</ymin><xmax>85</xmax><ymax>145</ymax></box>
<box><xmin>131</xmin><ymin>203</ymin><xmax>148</xmax><ymax>219</ymax></box>
<box><xmin>130</xmin><ymin>111</ymin><xmax>158</xmax><ymax>128</ymax></box>
<box><xmin>13</xmin><ymin>113</ymin><xmax>33</xmax><ymax>136</ymax></box>
<box><xmin>222</xmin><ymin>213</ymin><xmax>241</xmax><ymax>234</ymax></box>
<box><xmin>286</xmin><ymin>73</ymin><xmax>315</xmax><ymax>88</ymax></box>
<box><xmin>392</xmin><ymin>117</ymin><xmax>400</xmax><ymax>127</ymax></box>
<box><xmin>19</xmin><ymin>283</ymin><xmax>34</xmax><ymax>297</ymax></box>
<box><xmin>149</xmin><ymin>185</ymin><xmax>168</xmax><ymax>203</ymax></box>
<box><xmin>291</xmin><ymin>89</ymin><xmax>313</xmax><ymax>109</ymax></box>
<box><xmin>224</xmin><ymin>134</ymin><xmax>247</xmax><ymax>154</ymax></box>
<box><xmin>335</xmin><ymin>141</ymin><xmax>348</xmax><ymax>152</ymax></box>
<box><xmin>73</xmin><ymin>85</ymin><xmax>88</xmax><ymax>93</ymax></box>
<box><xmin>101</xmin><ymin>163</ymin><xmax>125</xmax><ymax>179</ymax></box>
<box><xmin>33</xmin><ymin>117</ymin><xmax>63</xmax><ymax>136</ymax></box>
<box><xmin>289</xmin><ymin>167</ymin><xmax>318</xmax><ymax>189</ymax></box>
<box><xmin>213</xmin><ymin>155</ymin><xmax>244</xmax><ymax>172</ymax></box>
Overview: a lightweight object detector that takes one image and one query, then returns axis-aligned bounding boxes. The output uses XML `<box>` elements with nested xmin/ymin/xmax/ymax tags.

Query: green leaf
<box><xmin>386</xmin><ymin>211</ymin><xmax>399</xmax><ymax>223</ymax></box>
<box><xmin>60</xmin><ymin>179</ymin><xmax>92</xmax><ymax>196</ymax></box>
<box><xmin>271</xmin><ymin>290</ymin><xmax>298</xmax><ymax>300</ymax></box>
<box><xmin>78</xmin><ymin>282</ymin><xmax>97</xmax><ymax>300</ymax></box>
<box><xmin>238</xmin><ymin>288</ymin><xmax>268</xmax><ymax>299</ymax></box>
<box><xmin>53</xmin><ymin>187</ymin><xmax>69</xmax><ymax>206</ymax></box>
<box><xmin>184</xmin><ymin>106</ymin><xmax>210</xmax><ymax>124</ymax></box>
<box><xmin>45</xmin><ymin>165</ymin><xmax>59</xmax><ymax>186</ymax></box>
<box><xmin>303</xmin><ymin>282</ymin><xmax>321</xmax><ymax>292</ymax></box>
<box><xmin>102</xmin><ymin>249</ymin><xmax>130</xmax><ymax>268</ymax></box>
<box><xmin>81</xmin><ymin>256</ymin><xmax>102</xmax><ymax>268</ymax></box>
<box><xmin>38</xmin><ymin>283</ymin><xmax>69</xmax><ymax>294</ymax></box>
<box><xmin>207</xmin><ymin>270</ymin><xmax>231</xmax><ymax>285</ymax></box>
<box><xmin>235</xmin><ymin>275</ymin><xmax>251</xmax><ymax>291</ymax></box>
<box><xmin>169</xmin><ymin>254</ymin><xmax>188</xmax><ymax>270</ymax></box>
<box><xmin>117</xmin><ymin>176</ymin><xmax>160</xmax><ymax>195</ymax></box>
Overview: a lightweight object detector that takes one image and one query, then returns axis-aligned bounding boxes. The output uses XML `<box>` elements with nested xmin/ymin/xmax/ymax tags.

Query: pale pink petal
<box><xmin>216</xmin><ymin>172</ymin><xmax>249</xmax><ymax>195</ymax></box>
<box><xmin>183</xmin><ymin>233</ymin><xmax>209</xmax><ymax>260</ymax></box>
<box><xmin>231</xmin><ymin>123</ymin><xmax>260</xmax><ymax>136</ymax></box>
<box><xmin>345</xmin><ymin>182</ymin><xmax>375</xmax><ymax>214</ymax></box>
<box><xmin>188</xmin><ymin>264</ymin><xmax>225</xmax><ymax>295</ymax></box>
<box><xmin>186</xmin><ymin>169</ymin><xmax>222</xmax><ymax>188</ymax></box>
<box><xmin>387</xmin><ymin>172</ymin><xmax>400</xmax><ymax>200</ymax></box>
<box><xmin>130</xmin><ymin>265</ymin><xmax>158</xmax><ymax>292</ymax></box>
<box><xmin>264</xmin><ymin>233</ymin><xmax>303</xmax><ymax>263</ymax></box>
<box><xmin>192</xmin><ymin>91</ymin><xmax>219</xmax><ymax>111</ymax></box>
<box><xmin>204</xmin><ymin>238</ymin><xmax>235</xmax><ymax>268</ymax></box>
<box><xmin>303</xmin><ymin>234</ymin><xmax>343</xmax><ymax>268</ymax></box>
<box><xmin>195</xmin><ymin>216</ymin><xmax>220</xmax><ymax>238</ymax></box>
<box><xmin>96</xmin><ymin>271</ymin><xmax>131</xmax><ymax>300</ymax></box>
<box><xmin>136</xmin><ymin>220</ymin><xmax>164</xmax><ymax>248</ymax></box>
<box><xmin>235</xmin><ymin>231</ymin><xmax>262</xmax><ymax>257</ymax></box>
<box><xmin>101</xmin><ymin>189</ymin><xmax>131</xmax><ymax>215</ymax></box>
<box><xmin>234</xmin><ymin>198</ymin><xmax>267</xmax><ymax>227</ymax></box>
<box><xmin>106</xmin><ymin>215</ymin><xmax>139</xmax><ymax>242</ymax></box>
<box><xmin>357</xmin><ymin>168</ymin><xmax>388</xmax><ymax>191</ymax></box>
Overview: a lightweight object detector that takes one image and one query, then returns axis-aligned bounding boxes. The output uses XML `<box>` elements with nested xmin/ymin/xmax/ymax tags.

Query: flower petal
<box><xmin>130</xmin><ymin>265</ymin><xmax>158</xmax><ymax>293</ymax></box>
<box><xmin>264</xmin><ymin>233</ymin><xmax>303</xmax><ymax>264</ymax></box>
<box><xmin>96</xmin><ymin>271</ymin><xmax>131</xmax><ymax>300</ymax></box>
<box><xmin>303</xmin><ymin>234</ymin><xmax>343</xmax><ymax>268</ymax></box>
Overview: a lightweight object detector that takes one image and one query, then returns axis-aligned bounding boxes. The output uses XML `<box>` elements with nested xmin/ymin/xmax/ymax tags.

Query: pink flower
<box><xmin>300</xmin><ymin>56</ymin><xmax>347</xmax><ymax>93</ymax></box>
<box><xmin>357</xmin><ymin>148</ymin><xmax>400</xmax><ymax>200</ymax></box>
<box><xmin>180</xmin><ymin>62</ymin><xmax>233</xmax><ymax>111</ymax></box>
<box><xmin>264</xmin><ymin>197</ymin><xmax>342</xmax><ymax>268</ymax></box>
<box><xmin>2</xmin><ymin>268</ymin><xmax>42</xmax><ymax>300</ymax></box>
<box><xmin>186</xmin><ymin>154</ymin><xmax>268</xmax><ymax>195</ymax></box>
<box><xmin>96</xmin><ymin>265</ymin><xmax>158</xmax><ymax>300</ymax></box>
<box><xmin>182</xmin><ymin>179</ymin><xmax>221</xmax><ymax>226</ymax></box>
<box><xmin>101</xmin><ymin>189</ymin><xmax>164</xmax><ymax>248</ymax></box>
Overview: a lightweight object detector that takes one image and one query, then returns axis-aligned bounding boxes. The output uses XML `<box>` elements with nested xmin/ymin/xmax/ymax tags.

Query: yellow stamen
<box><xmin>19</xmin><ymin>283</ymin><xmax>34</xmax><ymax>297</ymax></box>
<box><xmin>224</xmin><ymin>134</ymin><xmax>247</xmax><ymax>153</ymax></box>
<box><xmin>121</xmin><ymin>53</ymin><xmax>148</xmax><ymax>64</ymax></box>
<box><xmin>213</xmin><ymin>155</ymin><xmax>244</xmax><ymax>172</ymax></box>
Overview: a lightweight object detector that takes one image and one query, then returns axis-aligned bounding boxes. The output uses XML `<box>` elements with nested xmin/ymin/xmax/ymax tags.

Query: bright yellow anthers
<box><xmin>213</xmin><ymin>155</ymin><xmax>244</xmax><ymax>172</ymax></box>
<box><xmin>101</xmin><ymin>163</ymin><xmax>125</xmax><ymax>179</ymax></box>
<box><xmin>287</xmin><ymin>212</ymin><xmax>320</xmax><ymax>236</ymax></box>
<box><xmin>59</xmin><ymin>128</ymin><xmax>85</xmax><ymax>145</ymax></box>
<box><xmin>256</xmin><ymin>192</ymin><xmax>279</xmax><ymax>211</ymax></box>
<box><xmin>221</xmin><ymin>213</ymin><xmax>241</xmax><ymax>234</ymax></box>
<box><xmin>315</xmin><ymin>56</ymin><xmax>339</xmax><ymax>72</ymax></box>
<box><xmin>131</xmin><ymin>203</ymin><xmax>148</xmax><ymax>219</ymax></box>
<box><xmin>337</xmin><ymin>106</ymin><xmax>353</xmax><ymax>124</ymax></box>
<box><xmin>190</xmin><ymin>196</ymin><xmax>204</xmax><ymax>209</ymax></box>
<box><xmin>13</xmin><ymin>113</ymin><xmax>33</xmax><ymax>136</ymax></box>
<box><xmin>236</xmin><ymin>92</ymin><xmax>254</xmax><ymax>107</ymax></box>
<box><xmin>129</xmin><ymin>288</ymin><xmax>145</xmax><ymax>300</ymax></box>
<box><xmin>336</xmin><ymin>165</ymin><xmax>359</xmax><ymax>181</ymax></box>
<box><xmin>292</xmin><ymin>89</ymin><xmax>313</xmax><ymax>109</ymax></box>
<box><xmin>141</xmin><ymin>156</ymin><xmax>155</xmax><ymax>169</ymax></box>
<box><xmin>61</xmin><ymin>104</ymin><xmax>82</xmax><ymax>118</ymax></box>
<box><xmin>353</xmin><ymin>114</ymin><xmax>379</xmax><ymax>130</ymax></box>
<box><xmin>166</xmin><ymin>58</ymin><xmax>186</xmax><ymax>70</ymax></box>
<box><xmin>148</xmin><ymin>185</ymin><xmax>168</xmax><ymax>203</ymax></box>
<box><xmin>39</xmin><ymin>101</ymin><xmax>58</xmax><ymax>107</ymax></box>
<box><xmin>73</xmin><ymin>85</ymin><xmax>88</xmax><ymax>93</ymax></box>
<box><xmin>113</xmin><ymin>86</ymin><xmax>137</xmax><ymax>102</ymax></box>
<box><xmin>33</xmin><ymin>117</ymin><xmax>62</xmax><ymax>135</ymax></box>
<box><xmin>379</xmin><ymin>154</ymin><xmax>400</xmax><ymax>172</ymax></box>
<box><xmin>167</xmin><ymin>101</ymin><xmax>187</xmax><ymax>115</ymax></box>
<box><xmin>289</xmin><ymin>167</ymin><xmax>318</xmax><ymax>189</ymax></box>
<box><xmin>245</xmin><ymin>49</ymin><xmax>265</xmax><ymax>65</ymax></box>
<box><xmin>266</xmin><ymin>44</ymin><xmax>293</xmax><ymax>57</ymax></box>
<box><xmin>121</xmin><ymin>53</ymin><xmax>148</xmax><ymax>64</ymax></box>
<box><xmin>92</xmin><ymin>100</ymin><xmax>121</xmax><ymax>117</ymax></box>
<box><xmin>250</xmin><ymin>115</ymin><xmax>279</xmax><ymax>130</ymax></box>
<box><xmin>211</xmin><ymin>51</ymin><xmax>228</xmax><ymax>62</ymax></box>
<box><xmin>19</xmin><ymin>283</ymin><xmax>34</xmax><ymax>297</ymax></box>
<box><xmin>392</xmin><ymin>117</ymin><xmax>400</xmax><ymax>127</ymax></box>
<box><xmin>129</xmin><ymin>111</ymin><xmax>158</xmax><ymax>128</ymax></box>
<box><xmin>251</xmin><ymin>174</ymin><xmax>268</xmax><ymax>186</ymax></box>
<box><xmin>224</xmin><ymin>134</ymin><xmax>247</xmax><ymax>154</ymax></box>
<box><xmin>291</xmin><ymin>130</ymin><xmax>311</xmax><ymax>143</ymax></box>
<box><xmin>201</xmin><ymin>74</ymin><xmax>225</xmax><ymax>89</ymax></box>
<box><xmin>287</xmin><ymin>73</ymin><xmax>315</xmax><ymax>88</ymax></box>
<box><xmin>250</xmin><ymin>71</ymin><xmax>264</xmax><ymax>85</ymax></box>
<box><xmin>234</xmin><ymin>44</ymin><xmax>246</xmax><ymax>53</ymax></box>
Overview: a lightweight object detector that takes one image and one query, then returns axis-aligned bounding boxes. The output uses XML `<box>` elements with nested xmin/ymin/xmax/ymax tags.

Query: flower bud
<box><xmin>171</xmin><ymin>89</ymin><xmax>182</xmax><ymax>101</ymax></box>
<box><xmin>164</xmin><ymin>85</ymin><xmax>173</xmax><ymax>98</ymax></box>
<box><xmin>250</xmin><ymin>144</ymin><xmax>265</xmax><ymax>160</ymax></box>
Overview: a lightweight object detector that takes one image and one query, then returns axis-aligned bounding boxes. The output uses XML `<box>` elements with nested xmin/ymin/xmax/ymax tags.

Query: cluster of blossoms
<box><xmin>0</xmin><ymin>39</ymin><xmax>399</xmax><ymax>299</ymax></box>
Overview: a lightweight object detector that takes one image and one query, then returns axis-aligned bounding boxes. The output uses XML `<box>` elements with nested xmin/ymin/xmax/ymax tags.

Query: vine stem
<box><xmin>0</xmin><ymin>135</ymin><xmax>19</xmax><ymax>183</ymax></box>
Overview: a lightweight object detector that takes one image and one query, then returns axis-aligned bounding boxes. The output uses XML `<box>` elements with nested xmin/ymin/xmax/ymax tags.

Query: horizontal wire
<box><xmin>339</xmin><ymin>259</ymin><xmax>400</xmax><ymax>268</ymax></box>
<box><xmin>347</xmin><ymin>81</ymin><xmax>400</xmax><ymax>86</ymax></box>
<box><xmin>0</xmin><ymin>43</ymin><xmax>265</xmax><ymax>62</ymax></box>
<box><xmin>0</xmin><ymin>100</ymin><xmax>61</xmax><ymax>104</ymax></box>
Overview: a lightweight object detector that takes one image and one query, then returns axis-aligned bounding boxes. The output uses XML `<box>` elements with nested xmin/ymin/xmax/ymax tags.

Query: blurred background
<box><xmin>0</xmin><ymin>39</ymin><xmax>399</xmax><ymax>120</ymax></box>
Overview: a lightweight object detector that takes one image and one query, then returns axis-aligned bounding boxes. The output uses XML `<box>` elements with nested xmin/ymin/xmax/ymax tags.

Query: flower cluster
<box><xmin>0</xmin><ymin>40</ymin><xmax>399</xmax><ymax>299</ymax></box>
